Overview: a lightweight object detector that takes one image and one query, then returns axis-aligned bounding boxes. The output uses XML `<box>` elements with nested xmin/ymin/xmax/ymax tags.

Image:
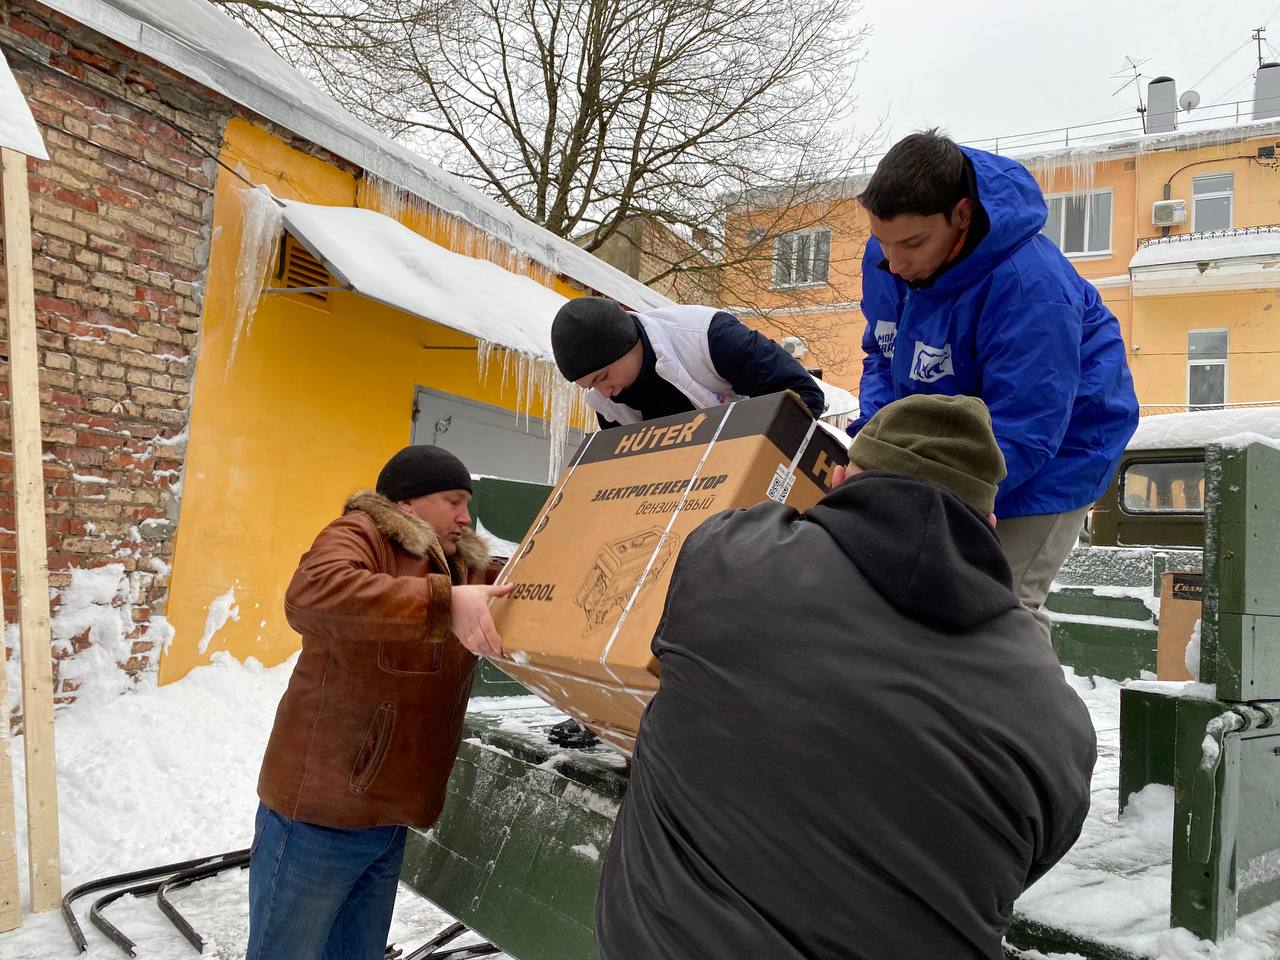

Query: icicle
<box><xmin>227</xmin><ymin>184</ymin><xmax>283</xmax><ymax>379</ymax></box>
<box><xmin>359</xmin><ymin>174</ymin><xmax>595</xmax><ymax>482</ymax></box>
<box><xmin>474</xmin><ymin>342</ymin><xmax>593</xmax><ymax>483</ymax></box>
<box><xmin>1024</xmin><ymin>148</ymin><xmax>1099</xmax><ymax>196</ymax></box>
<box><xmin>358</xmin><ymin>173</ymin><xmax>559</xmax><ymax>290</ymax></box>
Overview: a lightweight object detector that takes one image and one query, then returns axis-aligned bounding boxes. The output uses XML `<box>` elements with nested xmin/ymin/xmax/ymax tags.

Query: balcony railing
<box><xmin>1139</xmin><ymin>400</ymin><xmax>1280</xmax><ymax>417</ymax></box>
<box><xmin>1136</xmin><ymin>225</ymin><xmax>1280</xmax><ymax>251</ymax></box>
<box><xmin>852</xmin><ymin>95</ymin><xmax>1280</xmax><ymax>175</ymax></box>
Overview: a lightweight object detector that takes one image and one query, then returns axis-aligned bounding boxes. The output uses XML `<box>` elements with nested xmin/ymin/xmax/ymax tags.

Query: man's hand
<box><xmin>451</xmin><ymin>583</ymin><xmax>515</xmax><ymax>658</ymax></box>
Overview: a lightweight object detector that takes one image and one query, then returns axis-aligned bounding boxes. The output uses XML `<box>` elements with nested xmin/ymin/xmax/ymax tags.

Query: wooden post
<box><xmin>1</xmin><ymin>145</ymin><xmax>61</xmax><ymax>912</ymax></box>
<box><xmin>0</xmin><ymin>591</ymin><xmax>19</xmax><ymax>932</ymax></box>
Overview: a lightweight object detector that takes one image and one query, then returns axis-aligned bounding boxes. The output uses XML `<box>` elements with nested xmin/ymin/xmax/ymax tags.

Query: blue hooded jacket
<box><xmin>852</xmin><ymin>147</ymin><xmax>1138</xmax><ymax>518</ymax></box>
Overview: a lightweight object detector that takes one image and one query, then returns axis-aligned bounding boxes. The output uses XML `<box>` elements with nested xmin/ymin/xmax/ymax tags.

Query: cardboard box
<box><xmin>1156</xmin><ymin>571</ymin><xmax>1203</xmax><ymax>681</ymax></box>
<box><xmin>489</xmin><ymin>392</ymin><xmax>848</xmax><ymax>752</ymax></box>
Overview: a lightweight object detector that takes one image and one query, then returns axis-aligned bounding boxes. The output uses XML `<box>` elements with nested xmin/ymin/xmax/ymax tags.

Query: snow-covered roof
<box><xmin>43</xmin><ymin>0</ymin><xmax>669</xmax><ymax>312</ymax></box>
<box><xmin>738</xmin><ymin>117</ymin><xmax>1280</xmax><ymax>210</ymax></box>
<box><xmin>1129</xmin><ymin>407</ymin><xmax>1280</xmax><ymax>450</ymax></box>
<box><xmin>279</xmin><ymin>197</ymin><xmax>858</xmax><ymax>417</ymax></box>
<box><xmin>1130</xmin><ymin>229</ymin><xmax>1280</xmax><ymax>269</ymax></box>
<box><xmin>1016</xmin><ymin>115</ymin><xmax>1280</xmax><ymax>173</ymax></box>
<box><xmin>0</xmin><ymin>48</ymin><xmax>47</xmax><ymax>158</ymax></box>
<box><xmin>280</xmin><ymin>198</ymin><xmax>565</xmax><ymax>360</ymax></box>
<box><xmin>815</xmin><ymin>378</ymin><xmax>856</xmax><ymax>419</ymax></box>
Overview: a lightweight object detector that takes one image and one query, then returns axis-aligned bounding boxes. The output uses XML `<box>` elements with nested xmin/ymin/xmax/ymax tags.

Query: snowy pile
<box><xmin>1016</xmin><ymin>670</ymin><xmax>1280</xmax><ymax>959</ymax></box>
<box><xmin>1130</xmin><ymin>408</ymin><xmax>1280</xmax><ymax>452</ymax></box>
<box><xmin>5</xmin><ymin>653</ymin><xmax>1280</xmax><ymax>958</ymax></box>
<box><xmin>0</xmin><ymin>655</ymin><xmax>505</xmax><ymax>959</ymax></box>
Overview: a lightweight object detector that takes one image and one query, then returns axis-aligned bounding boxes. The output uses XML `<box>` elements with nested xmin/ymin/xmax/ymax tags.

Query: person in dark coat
<box><xmin>551</xmin><ymin>297</ymin><xmax>826</xmax><ymax>429</ymax></box>
<box><xmin>854</xmin><ymin>131</ymin><xmax>1139</xmax><ymax>640</ymax></box>
<box><xmin>248</xmin><ymin>445</ymin><xmax>512</xmax><ymax>960</ymax></box>
<box><xmin>596</xmin><ymin>394</ymin><xmax>1097</xmax><ymax>960</ymax></box>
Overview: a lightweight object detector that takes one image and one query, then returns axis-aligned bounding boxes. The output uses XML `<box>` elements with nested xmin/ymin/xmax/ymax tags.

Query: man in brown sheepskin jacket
<box><xmin>246</xmin><ymin>445</ymin><xmax>512</xmax><ymax>960</ymax></box>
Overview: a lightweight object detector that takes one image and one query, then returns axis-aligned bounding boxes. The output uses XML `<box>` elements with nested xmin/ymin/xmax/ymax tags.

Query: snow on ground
<box><xmin>1016</xmin><ymin>670</ymin><xmax>1280</xmax><ymax>959</ymax></box>
<box><xmin>0</xmin><ymin>654</ymin><xmax>508</xmax><ymax>960</ymax></box>
<box><xmin>3</xmin><ymin>653</ymin><xmax>1280</xmax><ymax>958</ymax></box>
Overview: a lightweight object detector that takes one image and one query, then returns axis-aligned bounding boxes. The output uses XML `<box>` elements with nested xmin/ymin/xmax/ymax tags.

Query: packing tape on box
<box><xmin>494</xmin><ymin>430</ymin><xmax>600</xmax><ymax>588</ymax></box>
<box><xmin>766</xmin><ymin>416</ymin><xmax>819</xmax><ymax>504</ymax></box>
<box><xmin>597</xmin><ymin>402</ymin><xmax>739</xmax><ymax>703</ymax></box>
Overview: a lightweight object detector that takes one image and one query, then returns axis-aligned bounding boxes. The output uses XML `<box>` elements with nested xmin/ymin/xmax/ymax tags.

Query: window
<box><xmin>773</xmin><ymin>228</ymin><xmax>831</xmax><ymax>287</ymax></box>
<box><xmin>1188</xmin><ymin>329</ymin><xmax>1228</xmax><ymax>410</ymax></box>
<box><xmin>1192</xmin><ymin>173</ymin><xmax>1233</xmax><ymax>232</ymax></box>
<box><xmin>1122</xmin><ymin>460</ymin><xmax>1205</xmax><ymax>513</ymax></box>
<box><xmin>1042</xmin><ymin>190</ymin><xmax>1112</xmax><ymax>256</ymax></box>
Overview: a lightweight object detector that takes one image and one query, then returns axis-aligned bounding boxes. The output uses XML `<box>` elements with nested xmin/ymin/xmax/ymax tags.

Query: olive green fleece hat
<box><xmin>850</xmin><ymin>394</ymin><xmax>1007</xmax><ymax>515</ymax></box>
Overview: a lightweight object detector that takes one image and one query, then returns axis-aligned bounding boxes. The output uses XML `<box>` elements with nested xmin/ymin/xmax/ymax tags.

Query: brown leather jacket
<box><xmin>258</xmin><ymin>490</ymin><xmax>491</xmax><ymax>829</ymax></box>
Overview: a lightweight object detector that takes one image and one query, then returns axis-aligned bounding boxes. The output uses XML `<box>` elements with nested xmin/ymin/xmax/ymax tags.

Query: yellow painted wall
<box><xmin>1035</xmin><ymin>156</ymin><xmax>1137</xmax><ymax>284</ymax></box>
<box><xmin>723</xmin><ymin>199</ymin><xmax>864</xmax><ymax>389</ymax></box>
<box><xmin>160</xmin><ymin>119</ymin><xmax>581</xmax><ymax>683</ymax></box>
<box><xmin>1129</xmin><ymin>289</ymin><xmax>1280</xmax><ymax>406</ymax></box>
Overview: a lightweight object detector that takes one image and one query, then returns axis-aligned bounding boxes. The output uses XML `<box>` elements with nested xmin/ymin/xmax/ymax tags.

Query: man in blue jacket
<box><xmin>853</xmin><ymin>130</ymin><xmax>1138</xmax><ymax>639</ymax></box>
<box><xmin>552</xmin><ymin>297</ymin><xmax>826</xmax><ymax>430</ymax></box>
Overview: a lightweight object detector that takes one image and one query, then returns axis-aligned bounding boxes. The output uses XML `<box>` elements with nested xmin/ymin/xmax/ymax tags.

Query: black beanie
<box><xmin>551</xmin><ymin>297</ymin><xmax>641</xmax><ymax>382</ymax></box>
<box><xmin>376</xmin><ymin>446</ymin><xmax>473</xmax><ymax>502</ymax></box>
<box><xmin>850</xmin><ymin>395</ymin><xmax>1006</xmax><ymax>515</ymax></box>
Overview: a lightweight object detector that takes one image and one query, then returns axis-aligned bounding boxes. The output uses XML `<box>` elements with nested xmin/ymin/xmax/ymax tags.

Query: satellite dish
<box><xmin>1179</xmin><ymin>90</ymin><xmax>1201</xmax><ymax>112</ymax></box>
<box><xmin>781</xmin><ymin>335</ymin><xmax>808</xmax><ymax>359</ymax></box>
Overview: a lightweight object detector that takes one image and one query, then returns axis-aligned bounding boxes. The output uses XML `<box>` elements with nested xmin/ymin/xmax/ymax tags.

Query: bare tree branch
<box><xmin>211</xmin><ymin>0</ymin><xmax>878</xmax><ymax>375</ymax></box>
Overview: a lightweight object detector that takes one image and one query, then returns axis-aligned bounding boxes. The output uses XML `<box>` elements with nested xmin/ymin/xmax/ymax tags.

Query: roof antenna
<box><xmin>1111</xmin><ymin>56</ymin><xmax>1153</xmax><ymax>132</ymax></box>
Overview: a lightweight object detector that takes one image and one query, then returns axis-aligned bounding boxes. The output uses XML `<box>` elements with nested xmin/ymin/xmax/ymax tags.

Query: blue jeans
<box><xmin>246</xmin><ymin>802</ymin><xmax>408</xmax><ymax>960</ymax></box>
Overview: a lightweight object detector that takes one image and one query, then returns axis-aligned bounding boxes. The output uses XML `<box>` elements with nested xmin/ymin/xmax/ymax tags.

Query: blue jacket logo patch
<box><xmin>910</xmin><ymin>341</ymin><xmax>954</xmax><ymax>382</ymax></box>
<box><xmin>874</xmin><ymin>320</ymin><xmax>896</xmax><ymax>360</ymax></box>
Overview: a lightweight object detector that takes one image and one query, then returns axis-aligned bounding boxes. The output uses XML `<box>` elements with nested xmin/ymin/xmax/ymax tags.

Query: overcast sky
<box><xmin>850</xmin><ymin>0</ymin><xmax>1280</xmax><ymax>159</ymax></box>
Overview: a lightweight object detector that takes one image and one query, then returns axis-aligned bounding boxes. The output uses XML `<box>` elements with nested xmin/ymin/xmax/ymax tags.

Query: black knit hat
<box><xmin>850</xmin><ymin>395</ymin><xmax>1006</xmax><ymax>515</ymax></box>
<box><xmin>551</xmin><ymin>297</ymin><xmax>641</xmax><ymax>382</ymax></box>
<box><xmin>376</xmin><ymin>445</ymin><xmax>473</xmax><ymax>502</ymax></box>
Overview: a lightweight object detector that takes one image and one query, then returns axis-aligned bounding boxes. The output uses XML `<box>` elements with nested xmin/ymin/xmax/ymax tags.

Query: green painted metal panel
<box><xmin>468</xmin><ymin>476</ymin><xmax>552</xmax><ymax>699</ymax></box>
<box><xmin>471</xmin><ymin>476</ymin><xmax>553</xmax><ymax>544</ymax></box>
<box><xmin>401</xmin><ymin>738</ymin><xmax>615</xmax><ymax>960</ymax></box>
<box><xmin>1198</xmin><ymin>448</ymin><xmax>1228</xmax><ymax>696</ymax></box>
<box><xmin>1213</xmin><ymin>614</ymin><xmax>1280</xmax><ymax>703</ymax></box>
<box><xmin>1170</xmin><ymin>697</ymin><xmax>1242</xmax><ymax>942</ymax></box>
<box><xmin>1236</xmin><ymin>731</ymin><xmax>1280</xmax><ymax>916</ymax></box>
<box><xmin>1202</xmin><ymin>443</ymin><xmax>1280</xmax><ymax>700</ymax></box>
<box><xmin>1045</xmin><ymin>588</ymin><xmax>1154</xmax><ymax>621</ymax></box>
<box><xmin>1212</xmin><ymin>519</ymin><xmax>1280</xmax><ymax>619</ymax></box>
<box><xmin>471</xmin><ymin>660</ymin><xmax>530</xmax><ymax>698</ymax></box>
<box><xmin>1118</xmin><ymin>688</ymin><xmax>1180</xmax><ymax>811</ymax></box>
<box><xmin>1051</xmin><ymin>619</ymin><xmax>1157</xmax><ymax>681</ymax></box>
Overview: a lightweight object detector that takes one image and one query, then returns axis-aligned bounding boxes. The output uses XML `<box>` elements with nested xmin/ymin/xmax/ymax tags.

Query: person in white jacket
<box><xmin>546</xmin><ymin>296</ymin><xmax>826</xmax><ymax>748</ymax></box>
<box><xmin>551</xmin><ymin>297</ymin><xmax>825</xmax><ymax>429</ymax></box>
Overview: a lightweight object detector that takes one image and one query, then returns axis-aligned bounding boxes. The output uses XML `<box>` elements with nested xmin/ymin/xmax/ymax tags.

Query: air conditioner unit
<box><xmin>1152</xmin><ymin>199</ymin><xmax>1187</xmax><ymax>227</ymax></box>
<box><xmin>781</xmin><ymin>335</ymin><xmax>808</xmax><ymax>358</ymax></box>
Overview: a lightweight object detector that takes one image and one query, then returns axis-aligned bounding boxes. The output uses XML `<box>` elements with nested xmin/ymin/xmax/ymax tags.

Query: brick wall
<box><xmin>0</xmin><ymin>0</ymin><xmax>226</xmax><ymax>714</ymax></box>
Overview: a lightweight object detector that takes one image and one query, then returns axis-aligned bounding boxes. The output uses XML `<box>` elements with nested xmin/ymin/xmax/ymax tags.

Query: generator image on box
<box><xmin>575</xmin><ymin>528</ymin><xmax>680</xmax><ymax>635</ymax></box>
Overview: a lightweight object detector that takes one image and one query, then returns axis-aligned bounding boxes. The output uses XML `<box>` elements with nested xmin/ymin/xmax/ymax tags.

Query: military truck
<box><xmin>403</xmin><ymin>411</ymin><xmax>1280</xmax><ymax>960</ymax></box>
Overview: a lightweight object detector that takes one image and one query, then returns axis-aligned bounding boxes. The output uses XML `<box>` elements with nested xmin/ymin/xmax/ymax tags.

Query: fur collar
<box><xmin>344</xmin><ymin>490</ymin><xmax>491</xmax><ymax>576</ymax></box>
